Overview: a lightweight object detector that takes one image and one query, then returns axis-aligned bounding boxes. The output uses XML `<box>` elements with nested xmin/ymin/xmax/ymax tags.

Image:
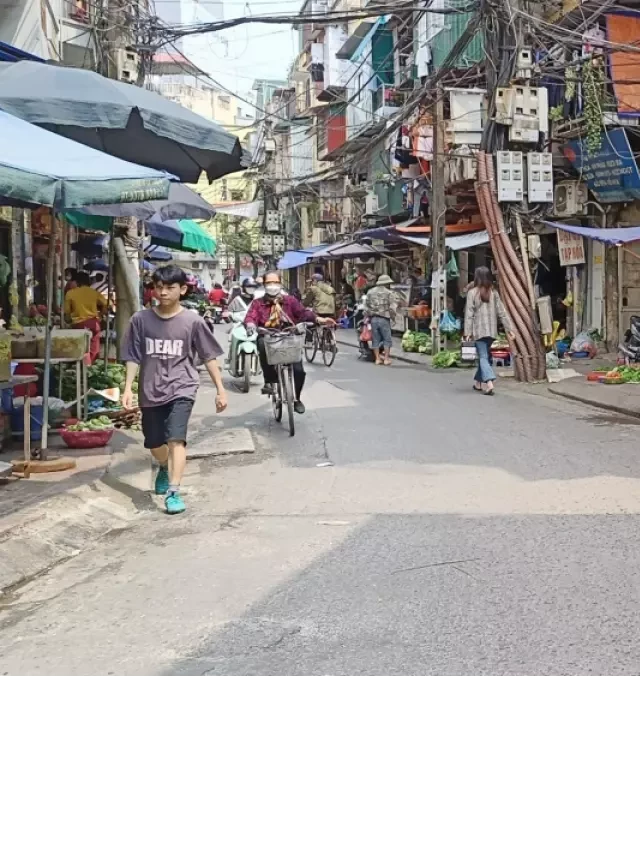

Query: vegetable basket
<box><xmin>60</xmin><ymin>427</ymin><xmax>114</xmax><ymax>449</ymax></box>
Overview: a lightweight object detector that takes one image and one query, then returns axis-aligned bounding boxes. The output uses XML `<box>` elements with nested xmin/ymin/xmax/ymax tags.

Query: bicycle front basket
<box><xmin>264</xmin><ymin>331</ymin><xmax>304</xmax><ymax>366</ymax></box>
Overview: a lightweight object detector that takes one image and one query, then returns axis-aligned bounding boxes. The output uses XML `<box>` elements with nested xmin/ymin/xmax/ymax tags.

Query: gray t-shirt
<box><xmin>122</xmin><ymin>308</ymin><xmax>223</xmax><ymax>407</ymax></box>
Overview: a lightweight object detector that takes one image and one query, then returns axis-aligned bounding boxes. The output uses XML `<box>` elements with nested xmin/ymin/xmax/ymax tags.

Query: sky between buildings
<box><xmin>154</xmin><ymin>0</ymin><xmax>298</xmax><ymax>108</ymax></box>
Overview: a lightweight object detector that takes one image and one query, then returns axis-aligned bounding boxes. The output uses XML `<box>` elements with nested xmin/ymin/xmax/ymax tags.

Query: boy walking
<box><xmin>121</xmin><ymin>265</ymin><xmax>228</xmax><ymax>514</ymax></box>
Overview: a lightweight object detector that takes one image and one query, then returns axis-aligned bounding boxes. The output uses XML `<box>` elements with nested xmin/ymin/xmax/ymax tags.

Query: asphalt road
<box><xmin>3</xmin><ymin>343</ymin><xmax>640</xmax><ymax>675</ymax></box>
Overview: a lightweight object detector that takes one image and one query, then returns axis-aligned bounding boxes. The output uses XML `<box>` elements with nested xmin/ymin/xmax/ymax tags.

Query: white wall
<box><xmin>290</xmin><ymin>123</ymin><xmax>313</xmax><ymax>179</ymax></box>
<box><xmin>324</xmin><ymin>25</ymin><xmax>349</xmax><ymax>89</ymax></box>
<box><xmin>0</xmin><ymin>0</ymin><xmax>62</xmax><ymax>59</ymax></box>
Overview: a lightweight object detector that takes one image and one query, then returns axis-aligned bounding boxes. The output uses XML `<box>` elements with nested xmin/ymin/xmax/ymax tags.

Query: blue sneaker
<box><xmin>165</xmin><ymin>491</ymin><xmax>186</xmax><ymax>515</ymax></box>
<box><xmin>155</xmin><ymin>465</ymin><xmax>170</xmax><ymax>495</ymax></box>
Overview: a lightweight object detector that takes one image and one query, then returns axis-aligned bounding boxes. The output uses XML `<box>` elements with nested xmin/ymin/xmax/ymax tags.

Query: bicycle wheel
<box><xmin>272</xmin><ymin>368</ymin><xmax>283</xmax><ymax>422</ymax></box>
<box><xmin>241</xmin><ymin>354</ymin><xmax>251</xmax><ymax>393</ymax></box>
<box><xmin>322</xmin><ymin>328</ymin><xmax>337</xmax><ymax>367</ymax></box>
<box><xmin>304</xmin><ymin>328</ymin><xmax>318</xmax><ymax>363</ymax></box>
<box><xmin>282</xmin><ymin>365</ymin><xmax>295</xmax><ymax>437</ymax></box>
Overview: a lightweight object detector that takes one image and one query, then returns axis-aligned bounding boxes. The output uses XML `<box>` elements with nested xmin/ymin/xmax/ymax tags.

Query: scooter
<box><xmin>226</xmin><ymin>302</ymin><xmax>261</xmax><ymax>392</ymax></box>
<box><xmin>354</xmin><ymin>305</ymin><xmax>376</xmax><ymax>362</ymax></box>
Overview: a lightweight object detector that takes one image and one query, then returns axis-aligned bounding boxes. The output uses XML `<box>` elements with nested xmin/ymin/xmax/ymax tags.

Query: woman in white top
<box><xmin>464</xmin><ymin>267</ymin><xmax>515</xmax><ymax>396</ymax></box>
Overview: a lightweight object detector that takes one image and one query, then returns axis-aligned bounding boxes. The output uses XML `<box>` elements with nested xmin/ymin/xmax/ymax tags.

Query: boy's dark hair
<box><xmin>75</xmin><ymin>271</ymin><xmax>92</xmax><ymax>286</ymax></box>
<box><xmin>64</xmin><ymin>267</ymin><xmax>77</xmax><ymax>278</ymax></box>
<box><xmin>153</xmin><ymin>264</ymin><xmax>187</xmax><ymax>286</ymax></box>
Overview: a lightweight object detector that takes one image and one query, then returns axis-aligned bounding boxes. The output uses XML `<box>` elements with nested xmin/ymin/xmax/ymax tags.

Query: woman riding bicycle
<box><xmin>245</xmin><ymin>270</ymin><xmax>327</xmax><ymax>415</ymax></box>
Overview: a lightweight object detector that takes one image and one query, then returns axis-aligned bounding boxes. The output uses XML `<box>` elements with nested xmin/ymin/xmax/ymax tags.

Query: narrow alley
<box><xmin>2</xmin><ymin>350</ymin><xmax>640</xmax><ymax>676</ymax></box>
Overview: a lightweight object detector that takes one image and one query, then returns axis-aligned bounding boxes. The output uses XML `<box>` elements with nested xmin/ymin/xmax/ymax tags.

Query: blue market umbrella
<box><xmin>145</xmin><ymin>218</ymin><xmax>216</xmax><ymax>254</ymax></box>
<box><xmin>83</xmin><ymin>258</ymin><xmax>109</xmax><ymax>272</ymax></box>
<box><xmin>146</xmin><ymin>219</ymin><xmax>183</xmax><ymax>249</ymax></box>
<box><xmin>145</xmin><ymin>246</ymin><xmax>173</xmax><ymax>262</ymax></box>
<box><xmin>72</xmin><ymin>234</ymin><xmax>108</xmax><ymax>258</ymax></box>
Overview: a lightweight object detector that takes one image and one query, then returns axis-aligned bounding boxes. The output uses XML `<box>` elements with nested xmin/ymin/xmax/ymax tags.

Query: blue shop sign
<box><xmin>564</xmin><ymin>128</ymin><xmax>640</xmax><ymax>202</ymax></box>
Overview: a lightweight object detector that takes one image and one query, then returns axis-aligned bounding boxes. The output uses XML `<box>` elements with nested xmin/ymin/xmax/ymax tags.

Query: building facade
<box><xmin>250</xmin><ymin>0</ymin><xmax>640</xmax><ymax>355</ymax></box>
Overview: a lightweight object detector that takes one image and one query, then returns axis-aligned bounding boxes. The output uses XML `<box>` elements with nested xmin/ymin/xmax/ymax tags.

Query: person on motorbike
<box><xmin>244</xmin><ymin>270</ymin><xmax>326</xmax><ymax>415</ymax></box>
<box><xmin>303</xmin><ymin>272</ymin><xmax>336</xmax><ymax>320</ymax></box>
<box><xmin>208</xmin><ymin>282</ymin><xmax>226</xmax><ymax>307</ymax></box>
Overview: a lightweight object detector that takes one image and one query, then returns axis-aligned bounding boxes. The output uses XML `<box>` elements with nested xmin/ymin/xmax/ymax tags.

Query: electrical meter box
<box><xmin>527</xmin><ymin>152</ymin><xmax>554</xmax><ymax>202</ymax></box>
<box><xmin>496</xmin><ymin>151</ymin><xmax>524</xmax><ymax>201</ymax></box>
<box><xmin>508</xmin><ymin>86</ymin><xmax>549</xmax><ymax>142</ymax></box>
<box><xmin>265</xmin><ymin>210</ymin><xmax>280</xmax><ymax>232</ymax></box>
<box><xmin>259</xmin><ymin>234</ymin><xmax>273</xmax><ymax>255</ymax></box>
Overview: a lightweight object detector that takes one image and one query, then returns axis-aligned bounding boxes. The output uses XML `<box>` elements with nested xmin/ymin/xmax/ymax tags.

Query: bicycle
<box><xmin>261</xmin><ymin>327</ymin><xmax>304</xmax><ymax>437</ymax></box>
<box><xmin>304</xmin><ymin>319</ymin><xmax>337</xmax><ymax>367</ymax></box>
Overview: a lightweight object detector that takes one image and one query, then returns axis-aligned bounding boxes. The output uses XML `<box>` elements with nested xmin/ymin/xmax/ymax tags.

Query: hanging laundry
<box><xmin>395</xmin><ymin>125</ymin><xmax>417</xmax><ymax>167</ymax></box>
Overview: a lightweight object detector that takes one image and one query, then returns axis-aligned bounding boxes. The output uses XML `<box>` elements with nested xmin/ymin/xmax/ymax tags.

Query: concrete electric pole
<box><xmin>430</xmin><ymin>87</ymin><xmax>446</xmax><ymax>355</ymax></box>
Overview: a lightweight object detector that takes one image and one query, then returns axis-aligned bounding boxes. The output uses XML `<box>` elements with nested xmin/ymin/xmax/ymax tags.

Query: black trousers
<box><xmin>257</xmin><ymin>335</ymin><xmax>306</xmax><ymax>399</ymax></box>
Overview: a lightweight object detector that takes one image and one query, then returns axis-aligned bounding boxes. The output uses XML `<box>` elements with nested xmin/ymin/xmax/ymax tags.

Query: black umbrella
<box><xmin>0</xmin><ymin>61</ymin><xmax>245</xmax><ymax>182</ymax></box>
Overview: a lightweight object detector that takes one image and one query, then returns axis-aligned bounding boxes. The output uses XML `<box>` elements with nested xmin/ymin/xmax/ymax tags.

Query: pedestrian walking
<box><xmin>121</xmin><ymin>264</ymin><xmax>228</xmax><ymax>515</ymax></box>
<box><xmin>364</xmin><ymin>273</ymin><xmax>396</xmax><ymax>365</ymax></box>
<box><xmin>463</xmin><ymin>266</ymin><xmax>515</xmax><ymax>396</ymax></box>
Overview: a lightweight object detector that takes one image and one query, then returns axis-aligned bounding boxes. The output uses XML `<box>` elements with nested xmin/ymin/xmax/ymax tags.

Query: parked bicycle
<box><xmin>304</xmin><ymin>319</ymin><xmax>337</xmax><ymax>367</ymax></box>
<box><xmin>261</xmin><ymin>326</ymin><xmax>305</xmax><ymax>437</ymax></box>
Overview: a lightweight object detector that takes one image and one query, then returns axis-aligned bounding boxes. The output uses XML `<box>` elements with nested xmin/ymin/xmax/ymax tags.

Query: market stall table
<box><xmin>12</xmin><ymin>357</ymin><xmax>88</xmax><ymax>420</ymax></box>
<box><xmin>0</xmin><ymin>373</ymin><xmax>39</xmax><ymax>478</ymax></box>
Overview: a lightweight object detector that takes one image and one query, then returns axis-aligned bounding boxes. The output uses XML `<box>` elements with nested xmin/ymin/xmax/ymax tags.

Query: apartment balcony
<box><xmin>66</xmin><ymin>0</ymin><xmax>91</xmax><ymax>23</ymax></box>
<box><xmin>317</xmin><ymin>202</ymin><xmax>341</xmax><ymax>224</ymax></box>
<box><xmin>372</xmin><ymin>85</ymin><xmax>406</xmax><ymax>120</ymax></box>
<box><xmin>61</xmin><ymin>0</ymin><xmax>98</xmax><ymax>68</ymax></box>
<box><xmin>346</xmin><ymin>84</ymin><xmax>406</xmax><ymax>141</ymax></box>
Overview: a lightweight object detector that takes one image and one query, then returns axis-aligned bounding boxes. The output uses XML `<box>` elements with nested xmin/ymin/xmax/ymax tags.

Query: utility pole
<box><xmin>430</xmin><ymin>87</ymin><xmax>446</xmax><ymax>355</ymax></box>
<box><xmin>99</xmin><ymin>0</ymin><xmax>142</xmax><ymax>354</ymax></box>
<box><xmin>234</xmin><ymin>219</ymin><xmax>240</xmax><ymax>281</ymax></box>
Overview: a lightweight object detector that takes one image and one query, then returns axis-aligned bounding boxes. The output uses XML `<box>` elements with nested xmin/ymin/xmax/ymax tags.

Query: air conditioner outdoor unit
<box><xmin>553</xmin><ymin>181</ymin><xmax>588</xmax><ymax>217</ymax></box>
<box><xmin>115</xmin><ymin>48</ymin><xmax>140</xmax><ymax>84</ymax></box>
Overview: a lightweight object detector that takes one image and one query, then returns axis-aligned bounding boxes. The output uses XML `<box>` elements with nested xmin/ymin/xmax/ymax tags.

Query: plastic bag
<box><xmin>359</xmin><ymin>323</ymin><xmax>372</xmax><ymax>343</ymax></box>
<box><xmin>439</xmin><ymin>310</ymin><xmax>461</xmax><ymax>334</ymax></box>
<box><xmin>570</xmin><ymin>331</ymin><xmax>597</xmax><ymax>358</ymax></box>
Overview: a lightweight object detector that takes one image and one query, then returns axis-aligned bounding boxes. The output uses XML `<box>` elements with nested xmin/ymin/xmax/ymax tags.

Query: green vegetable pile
<box><xmin>65</xmin><ymin>416</ymin><xmax>113</xmax><ymax>432</ymax></box>
<box><xmin>402</xmin><ymin>330</ymin><xmax>432</xmax><ymax>354</ymax></box>
<box><xmin>432</xmin><ymin>350</ymin><xmax>460</xmax><ymax>369</ymax></box>
<box><xmin>618</xmin><ymin>366</ymin><xmax>640</xmax><ymax>384</ymax></box>
<box><xmin>20</xmin><ymin>315</ymin><xmax>47</xmax><ymax>328</ymax></box>
<box><xmin>88</xmin><ymin>363</ymin><xmax>125</xmax><ymax>391</ymax></box>
<box><xmin>88</xmin><ymin>363</ymin><xmax>138</xmax><ymax>395</ymax></box>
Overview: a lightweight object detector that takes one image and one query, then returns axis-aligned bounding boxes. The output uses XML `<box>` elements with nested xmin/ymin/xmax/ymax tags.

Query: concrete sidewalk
<box><xmin>549</xmin><ymin>375</ymin><xmax>640</xmax><ymax>419</ymax></box>
<box><xmin>0</xmin><ymin>381</ymin><xmax>255</xmax><ymax>593</ymax></box>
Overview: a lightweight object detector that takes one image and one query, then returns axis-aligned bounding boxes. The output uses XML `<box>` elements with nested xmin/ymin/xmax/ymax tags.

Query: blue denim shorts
<box><xmin>371</xmin><ymin>316</ymin><xmax>392</xmax><ymax>349</ymax></box>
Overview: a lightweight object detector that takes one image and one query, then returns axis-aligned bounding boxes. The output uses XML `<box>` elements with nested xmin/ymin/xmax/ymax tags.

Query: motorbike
<box><xmin>620</xmin><ymin>315</ymin><xmax>640</xmax><ymax>362</ymax></box>
<box><xmin>226</xmin><ymin>301</ymin><xmax>261</xmax><ymax>392</ymax></box>
<box><xmin>354</xmin><ymin>305</ymin><xmax>375</xmax><ymax>362</ymax></box>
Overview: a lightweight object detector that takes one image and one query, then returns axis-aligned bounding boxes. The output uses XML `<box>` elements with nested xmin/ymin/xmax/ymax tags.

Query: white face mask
<box><xmin>265</xmin><ymin>284</ymin><xmax>282</xmax><ymax>297</ymax></box>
